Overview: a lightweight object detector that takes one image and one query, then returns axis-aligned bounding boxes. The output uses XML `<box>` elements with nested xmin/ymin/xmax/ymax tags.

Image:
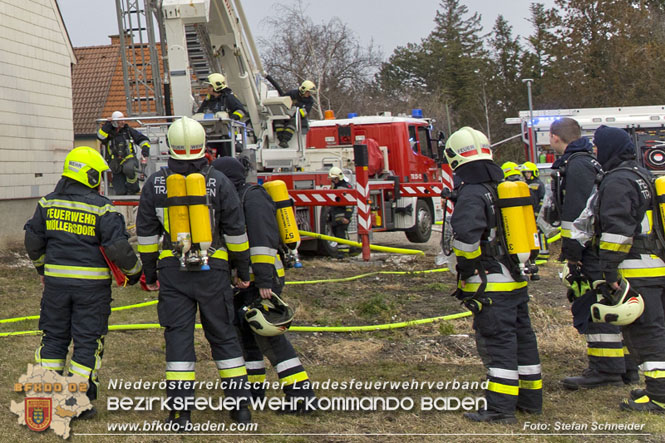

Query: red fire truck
<box><xmin>259</xmin><ymin>111</ymin><xmax>453</xmax><ymax>256</ymax></box>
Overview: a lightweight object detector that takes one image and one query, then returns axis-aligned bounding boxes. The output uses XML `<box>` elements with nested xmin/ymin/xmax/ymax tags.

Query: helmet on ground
<box><xmin>206</xmin><ymin>73</ymin><xmax>227</xmax><ymax>92</ymax></box>
<box><xmin>167</xmin><ymin>116</ymin><xmax>206</xmax><ymax>160</ymax></box>
<box><xmin>328</xmin><ymin>166</ymin><xmax>344</xmax><ymax>180</ymax></box>
<box><xmin>591</xmin><ymin>278</ymin><xmax>645</xmax><ymax>326</ymax></box>
<box><xmin>62</xmin><ymin>146</ymin><xmax>110</xmax><ymax>188</ymax></box>
<box><xmin>299</xmin><ymin>80</ymin><xmax>316</xmax><ymax>95</ymax></box>
<box><xmin>501</xmin><ymin>161</ymin><xmax>522</xmax><ymax>179</ymax></box>
<box><xmin>244</xmin><ymin>293</ymin><xmax>295</xmax><ymax>336</ymax></box>
<box><xmin>444</xmin><ymin>127</ymin><xmax>492</xmax><ymax>170</ymax></box>
<box><xmin>520</xmin><ymin>161</ymin><xmax>539</xmax><ymax>177</ymax></box>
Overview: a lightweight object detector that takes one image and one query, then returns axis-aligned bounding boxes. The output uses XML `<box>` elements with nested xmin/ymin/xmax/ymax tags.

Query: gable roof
<box><xmin>72</xmin><ymin>45</ymin><xmax>117</xmax><ymax>135</ymax></box>
<box><xmin>72</xmin><ymin>36</ymin><xmax>165</xmax><ymax>136</ymax></box>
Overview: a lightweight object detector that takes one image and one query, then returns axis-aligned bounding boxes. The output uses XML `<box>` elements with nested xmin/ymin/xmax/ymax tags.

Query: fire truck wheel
<box><xmin>405</xmin><ymin>199</ymin><xmax>432</xmax><ymax>243</ymax></box>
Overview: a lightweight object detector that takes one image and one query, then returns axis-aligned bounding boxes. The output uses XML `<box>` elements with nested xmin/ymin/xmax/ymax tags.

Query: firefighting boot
<box><xmin>630</xmin><ymin>388</ymin><xmax>647</xmax><ymax>400</ymax></box>
<box><xmin>463</xmin><ymin>409</ymin><xmax>517</xmax><ymax>424</ymax></box>
<box><xmin>620</xmin><ymin>396</ymin><xmax>665</xmax><ymax>413</ymax></box>
<box><xmin>562</xmin><ymin>368</ymin><xmax>623</xmax><ymax>390</ymax></box>
<box><xmin>165</xmin><ymin>410</ymin><xmax>191</xmax><ymax>432</ymax></box>
<box><xmin>622</xmin><ymin>369</ymin><xmax>640</xmax><ymax>385</ymax></box>
<box><xmin>230</xmin><ymin>401</ymin><xmax>251</xmax><ymax>424</ymax></box>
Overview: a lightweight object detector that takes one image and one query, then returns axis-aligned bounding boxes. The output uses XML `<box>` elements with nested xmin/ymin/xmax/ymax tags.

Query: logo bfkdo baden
<box><xmin>25</xmin><ymin>398</ymin><xmax>52</xmax><ymax>432</ymax></box>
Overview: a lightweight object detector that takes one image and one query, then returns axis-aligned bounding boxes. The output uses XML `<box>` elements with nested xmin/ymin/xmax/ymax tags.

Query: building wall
<box><xmin>0</xmin><ymin>0</ymin><xmax>75</xmax><ymax>247</ymax></box>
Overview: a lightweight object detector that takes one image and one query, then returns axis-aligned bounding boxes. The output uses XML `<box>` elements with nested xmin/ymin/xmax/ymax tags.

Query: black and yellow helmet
<box><xmin>244</xmin><ymin>293</ymin><xmax>295</xmax><ymax>336</ymax></box>
<box><xmin>62</xmin><ymin>146</ymin><xmax>109</xmax><ymax>188</ymax></box>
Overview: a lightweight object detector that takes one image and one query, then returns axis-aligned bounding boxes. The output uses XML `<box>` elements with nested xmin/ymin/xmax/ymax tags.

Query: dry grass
<box><xmin>1</xmin><ymin>243</ymin><xmax>664</xmax><ymax>442</ymax></box>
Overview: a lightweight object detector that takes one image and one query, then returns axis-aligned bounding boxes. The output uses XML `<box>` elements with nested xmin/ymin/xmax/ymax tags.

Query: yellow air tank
<box><xmin>263</xmin><ymin>180</ymin><xmax>301</xmax><ymax>250</ymax></box>
<box><xmin>521</xmin><ymin>184</ymin><xmax>541</xmax><ymax>260</ymax></box>
<box><xmin>497</xmin><ymin>181</ymin><xmax>531</xmax><ymax>271</ymax></box>
<box><xmin>167</xmin><ymin>174</ymin><xmax>191</xmax><ymax>257</ymax></box>
<box><xmin>655</xmin><ymin>176</ymin><xmax>665</xmax><ymax>237</ymax></box>
<box><xmin>186</xmin><ymin>173</ymin><xmax>212</xmax><ymax>270</ymax></box>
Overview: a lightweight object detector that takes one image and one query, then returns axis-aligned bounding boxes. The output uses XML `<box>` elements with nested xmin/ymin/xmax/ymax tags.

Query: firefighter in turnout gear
<box><xmin>520</xmin><ymin>162</ymin><xmax>545</xmax><ymax>213</ymax></box>
<box><xmin>549</xmin><ymin>118</ymin><xmax>638</xmax><ymax>389</ymax></box>
<box><xmin>136</xmin><ymin>117</ymin><xmax>253</xmax><ymax>426</ymax></box>
<box><xmin>96</xmin><ymin>111</ymin><xmax>151</xmax><ymax>195</ymax></box>
<box><xmin>445</xmin><ymin>127</ymin><xmax>542</xmax><ymax>423</ymax></box>
<box><xmin>592</xmin><ymin>125</ymin><xmax>665</xmax><ymax>412</ymax></box>
<box><xmin>520</xmin><ymin>161</ymin><xmax>549</xmax><ymax>259</ymax></box>
<box><xmin>24</xmin><ymin>146</ymin><xmax>142</xmax><ymax>418</ymax></box>
<box><xmin>197</xmin><ymin>73</ymin><xmax>248</xmax><ymax>121</ymax></box>
<box><xmin>212</xmin><ymin>157</ymin><xmax>317</xmax><ymax>413</ymax></box>
<box><xmin>276</xmin><ymin>80</ymin><xmax>315</xmax><ymax>148</ymax></box>
<box><xmin>328</xmin><ymin>166</ymin><xmax>353</xmax><ymax>257</ymax></box>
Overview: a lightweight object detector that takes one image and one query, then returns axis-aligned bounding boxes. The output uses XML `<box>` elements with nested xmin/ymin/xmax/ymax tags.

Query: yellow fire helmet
<box><xmin>206</xmin><ymin>73</ymin><xmax>227</xmax><ymax>92</ymax></box>
<box><xmin>62</xmin><ymin>146</ymin><xmax>110</xmax><ymax>188</ymax></box>
<box><xmin>444</xmin><ymin>127</ymin><xmax>492</xmax><ymax>170</ymax></box>
<box><xmin>520</xmin><ymin>161</ymin><xmax>539</xmax><ymax>178</ymax></box>
<box><xmin>501</xmin><ymin>161</ymin><xmax>522</xmax><ymax>179</ymax></box>
<box><xmin>299</xmin><ymin>80</ymin><xmax>316</xmax><ymax>95</ymax></box>
<box><xmin>167</xmin><ymin>116</ymin><xmax>206</xmax><ymax>160</ymax></box>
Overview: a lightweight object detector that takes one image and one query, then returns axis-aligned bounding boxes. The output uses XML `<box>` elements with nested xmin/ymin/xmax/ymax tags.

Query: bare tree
<box><xmin>258</xmin><ymin>1</ymin><xmax>383</xmax><ymax>118</ymax></box>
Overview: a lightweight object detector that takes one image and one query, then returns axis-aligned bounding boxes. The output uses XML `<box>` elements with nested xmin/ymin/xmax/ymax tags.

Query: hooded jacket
<box><xmin>213</xmin><ymin>157</ymin><xmax>285</xmax><ymax>291</ymax></box>
<box><xmin>551</xmin><ymin>137</ymin><xmax>601</xmax><ymax>262</ymax></box>
<box><xmin>593</xmin><ymin>126</ymin><xmax>665</xmax><ymax>284</ymax></box>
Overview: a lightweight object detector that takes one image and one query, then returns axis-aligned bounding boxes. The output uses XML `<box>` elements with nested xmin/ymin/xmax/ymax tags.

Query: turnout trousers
<box><xmin>36</xmin><ymin>282</ymin><xmax>111</xmax><ymax>401</ymax></box>
<box><xmin>622</xmin><ymin>283</ymin><xmax>665</xmax><ymax>403</ymax></box>
<box><xmin>234</xmin><ymin>287</ymin><xmax>315</xmax><ymax>400</ymax></box>
<box><xmin>473</xmin><ymin>288</ymin><xmax>542</xmax><ymax>413</ymax></box>
<box><xmin>580</xmin><ymin>247</ymin><xmax>636</xmax><ymax>375</ymax></box>
<box><xmin>157</xmin><ymin>269</ymin><xmax>250</xmax><ymax>408</ymax></box>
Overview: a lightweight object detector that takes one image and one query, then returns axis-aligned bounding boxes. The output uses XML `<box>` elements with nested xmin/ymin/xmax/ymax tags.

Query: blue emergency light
<box><xmin>347</xmin><ymin>113</ymin><xmax>358</xmax><ymax>118</ymax></box>
<box><xmin>412</xmin><ymin>109</ymin><xmax>423</xmax><ymax>118</ymax></box>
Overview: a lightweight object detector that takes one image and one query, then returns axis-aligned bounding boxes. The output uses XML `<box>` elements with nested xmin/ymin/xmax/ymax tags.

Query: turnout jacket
<box><xmin>136</xmin><ymin>161</ymin><xmax>250</xmax><ymax>285</ymax></box>
<box><xmin>97</xmin><ymin>123</ymin><xmax>151</xmax><ymax>159</ymax></box>
<box><xmin>284</xmin><ymin>89</ymin><xmax>314</xmax><ymax>118</ymax></box>
<box><xmin>450</xmin><ymin>182</ymin><xmax>527</xmax><ymax>294</ymax></box>
<box><xmin>594</xmin><ymin>160</ymin><xmax>665</xmax><ymax>285</ymax></box>
<box><xmin>24</xmin><ymin>178</ymin><xmax>141</xmax><ymax>287</ymax></box>
<box><xmin>239</xmin><ymin>184</ymin><xmax>285</xmax><ymax>290</ymax></box>
<box><xmin>551</xmin><ymin>138</ymin><xmax>601</xmax><ymax>262</ymax></box>
<box><xmin>196</xmin><ymin>88</ymin><xmax>247</xmax><ymax>120</ymax></box>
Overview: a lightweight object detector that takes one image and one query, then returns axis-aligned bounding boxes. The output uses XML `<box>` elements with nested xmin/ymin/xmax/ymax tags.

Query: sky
<box><xmin>57</xmin><ymin>0</ymin><xmax>555</xmax><ymax>56</ymax></box>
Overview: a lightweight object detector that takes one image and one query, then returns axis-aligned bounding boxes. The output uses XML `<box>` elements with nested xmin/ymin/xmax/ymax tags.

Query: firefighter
<box><xmin>276</xmin><ymin>80</ymin><xmax>316</xmax><ymax>148</ymax></box>
<box><xmin>136</xmin><ymin>117</ymin><xmax>253</xmax><ymax>426</ymax></box>
<box><xmin>197</xmin><ymin>73</ymin><xmax>247</xmax><ymax>121</ymax></box>
<box><xmin>520</xmin><ymin>161</ymin><xmax>549</xmax><ymax>259</ymax></box>
<box><xmin>501</xmin><ymin>161</ymin><xmax>523</xmax><ymax>182</ymax></box>
<box><xmin>592</xmin><ymin>125</ymin><xmax>665</xmax><ymax>412</ymax></box>
<box><xmin>445</xmin><ymin>127</ymin><xmax>542</xmax><ymax>423</ymax></box>
<box><xmin>24</xmin><ymin>146</ymin><xmax>142</xmax><ymax>418</ymax></box>
<box><xmin>96</xmin><ymin>111</ymin><xmax>151</xmax><ymax>195</ymax></box>
<box><xmin>328</xmin><ymin>166</ymin><xmax>353</xmax><ymax>258</ymax></box>
<box><xmin>520</xmin><ymin>162</ymin><xmax>545</xmax><ymax>213</ymax></box>
<box><xmin>212</xmin><ymin>156</ymin><xmax>317</xmax><ymax>413</ymax></box>
<box><xmin>549</xmin><ymin>117</ymin><xmax>638</xmax><ymax>389</ymax></box>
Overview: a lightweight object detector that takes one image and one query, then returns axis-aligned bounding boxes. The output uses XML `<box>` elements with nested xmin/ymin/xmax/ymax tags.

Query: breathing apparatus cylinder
<box><xmin>522</xmin><ymin>194</ymin><xmax>540</xmax><ymax>261</ymax></box>
<box><xmin>166</xmin><ymin>174</ymin><xmax>191</xmax><ymax>257</ymax></box>
<box><xmin>263</xmin><ymin>180</ymin><xmax>301</xmax><ymax>250</ymax></box>
<box><xmin>497</xmin><ymin>181</ymin><xmax>532</xmax><ymax>273</ymax></box>
<box><xmin>186</xmin><ymin>173</ymin><xmax>212</xmax><ymax>270</ymax></box>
